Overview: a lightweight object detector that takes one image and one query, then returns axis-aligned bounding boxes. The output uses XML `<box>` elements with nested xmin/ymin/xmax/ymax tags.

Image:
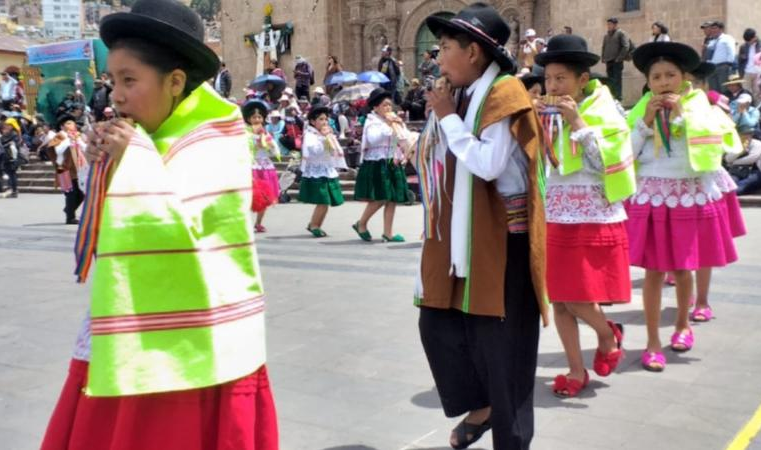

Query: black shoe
<box><xmin>66</xmin><ymin>218</ymin><xmax>79</xmax><ymax>225</ymax></box>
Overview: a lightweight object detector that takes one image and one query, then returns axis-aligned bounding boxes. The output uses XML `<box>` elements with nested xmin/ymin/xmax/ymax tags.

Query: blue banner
<box><xmin>27</xmin><ymin>40</ymin><xmax>94</xmax><ymax>65</ymax></box>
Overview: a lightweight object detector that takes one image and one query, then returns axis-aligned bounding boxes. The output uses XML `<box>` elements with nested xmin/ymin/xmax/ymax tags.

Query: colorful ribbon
<box><xmin>74</xmin><ymin>155</ymin><xmax>114</xmax><ymax>283</ymax></box>
<box><xmin>654</xmin><ymin>108</ymin><xmax>672</xmax><ymax>158</ymax></box>
<box><xmin>416</xmin><ymin>114</ymin><xmax>444</xmax><ymax>240</ymax></box>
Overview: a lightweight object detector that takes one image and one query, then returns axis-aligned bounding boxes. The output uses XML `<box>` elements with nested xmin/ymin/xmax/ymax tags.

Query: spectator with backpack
<box><xmin>601</xmin><ymin>17</ymin><xmax>632</xmax><ymax>101</ymax></box>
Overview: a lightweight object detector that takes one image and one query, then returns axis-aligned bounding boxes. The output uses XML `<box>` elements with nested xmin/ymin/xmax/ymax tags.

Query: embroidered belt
<box><xmin>503</xmin><ymin>194</ymin><xmax>528</xmax><ymax>234</ymax></box>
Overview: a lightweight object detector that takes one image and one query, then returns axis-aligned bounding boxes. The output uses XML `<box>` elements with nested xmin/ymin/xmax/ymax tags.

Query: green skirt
<box><xmin>298</xmin><ymin>177</ymin><xmax>345</xmax><ymax>206</ymax></box>
<box><xmin>354</xmin><ymin>159</ymin><xmax>409</xmax><ymax>203</ymax></box>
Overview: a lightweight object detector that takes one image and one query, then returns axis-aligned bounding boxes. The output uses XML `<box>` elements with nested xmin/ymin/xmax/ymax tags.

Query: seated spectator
<box><xmin>723</xmin><ymin>74</ymin><xmax>754</xmax><ymax>105</ymax></box>
<box><xmin>725</xmin><ymin>125</ymin><xmax>761</xmax><ymax>195</ymax></box>
<box><xmin>402</xmin><ymin>78</ymin><xmax>426</xmax><ymax>121</ymax></box>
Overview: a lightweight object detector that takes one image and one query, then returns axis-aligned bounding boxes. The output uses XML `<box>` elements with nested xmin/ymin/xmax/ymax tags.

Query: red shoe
<box><xmin>255</xmin><ymin>224</ymin><xmax>267</xmax><ymax>233</ymax></box>
<box><xmin>593</xmin><ymin>321</ymin><xmax>625</xmax><ymax>377</ymax></box>
<box><xmin>552</xmin><ymin>370</ymin><xmax>590</xmax><ymax>398</ymax></box>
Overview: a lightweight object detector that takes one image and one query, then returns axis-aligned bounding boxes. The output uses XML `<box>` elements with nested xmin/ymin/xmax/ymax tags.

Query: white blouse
<box><xmin>545</xmin><ymin>127</ymin><xmax>627</xmax><ymax>224</ymax></box>
<box><xmin>300</xmin><ymin>126</ymin><xmax>347</xmax><ymax>179</ymax></box>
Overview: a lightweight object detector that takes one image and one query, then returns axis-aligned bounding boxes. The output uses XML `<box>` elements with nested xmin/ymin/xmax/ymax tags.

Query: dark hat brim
<box><xmin>367</xmin><ymin>89</ymin><xmax>393</xmax><ymax>109</ymax></box>
<box><xmin>241</xmin><ymin>99</ymin><xmax>269</xmax><ymax>121</ymax></box>
<box><xmin>520</xmin><ymin>75</ymin><xmax>544</xmax><ymax>88</ymax></box>
<box><xmin>56</xmin><ymin>114</ymin><xmax>77</xmax><ymax>130</ymax></box>
<box><xmin>632</xmin><ymin>42</ymin><xmax>700</xmax><ymax>74</ymax></box>
<box><xmin>307</xmin><ymin>106</ymin><xmax>331</xmax><ymax>121</ymax></box>
<box><xmin>691</xmin><ymin>62</ymin><xmax>716</xmax><ymax>79</ymax></box>
<box><xmin>426</xmin><ymin>15</ymin><xmax>516</xmax><ymax>74</ymax></box>
<box><xmin>100</xmin><ymin>12</ymin><xmax>220</xmax><ymax>81</ymax></box>
<box><xmin>534</xmin><ymin>51</ymin><xmax>600</xmax><ymax>68</ymax></box>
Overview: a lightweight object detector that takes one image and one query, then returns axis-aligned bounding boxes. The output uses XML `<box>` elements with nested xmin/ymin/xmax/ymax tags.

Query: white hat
<box><xmin>284</xmin><ymin>87</ymin><xmax>294</xmax><ymax>96</ymax></box>
<box><xmin>314</xmin><ymin>86</ymin><xmax>325</xmax><ymax>95</ymax></box>
<box><xmin>525</xmin><ymin>28</ymin><xmax>537</xmax><ymax>37</ymax></box>
<box><xmin>279</xmin><ymin>95</ymin><xmax>289</xmax><ymax>102</ymax></box>
<box><xmin>270</xmin><ymin>110</ymin><xmax>282</xmax><ymax>119</ymax></box>
<box><xmin>431</xmin><ymin>45</ymin><xmax>440</xmax><ymax>52</ymax></box>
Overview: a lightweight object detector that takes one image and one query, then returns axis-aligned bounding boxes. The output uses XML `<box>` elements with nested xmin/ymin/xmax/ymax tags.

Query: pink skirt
<box><xmin>547</xmin><ymin>222</ymin><xmax>631</xmax><ymax>303</ymax></box>
<box><xmin>41</xmin><ymin>360</ymin><xmax>278</xmax><ymax>450</ymax></box>
<box><xmin>625</xmin><ymin>194</ymin><xmax>739</xmax><ymax>271</ymax></box>
<box><xmin>251</xmin><ymin>168</ymin><xmax>280</xmax><ymax>213</ymax></box>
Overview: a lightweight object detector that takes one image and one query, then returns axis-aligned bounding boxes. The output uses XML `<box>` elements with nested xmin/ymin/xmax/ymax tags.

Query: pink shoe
<box><xmin>641</xmin><ymin>351</ymin><xmax>666</xmax><ymax>372</ymax></box>
<box><xmin>255</xmin><ymin>224</ymin><xmax>267</xmax><ymax>233</ymax></box>
<box><xmin>690</xmin><ymin>306</ymin><xmax>713</xmax><ymax>322</ymax></box>
<box><xmin>665</xmin><ymin>273</ymin><xmax>676</xmax><ymax>286</ymax></box>
<box><xmin>670</xmin><ymin>329</ymin><xmax>694</xmax><ymax>352</ymax></box>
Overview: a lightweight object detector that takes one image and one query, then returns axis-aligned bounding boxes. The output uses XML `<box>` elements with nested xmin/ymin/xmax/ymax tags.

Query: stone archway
<box><xmin>397</xmin><ymin>0</ymin><xmax>467</xmax><ymax>80</ymax></box>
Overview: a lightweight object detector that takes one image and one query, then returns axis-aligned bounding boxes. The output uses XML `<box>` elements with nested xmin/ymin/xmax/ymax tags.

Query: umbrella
<box><xmin>248</xmin><ymin>74</ymin><xmax>285</xmax><ymax>90</ymax></box>
<box><xmin>325</xmin><ymin>71</ymin><xmax>358</xmax><ymax>86</ymax></box>
<box><xmin>249</xmin><ymin>74</ymin><xmax>286</xmax><ymax>101</ymax></box>
<box><xmin>357</xmin><ymin>71</ymin><xmax>390</xmax><ymax>84</ymax></box>
<box><xmin>332</xmin><ymin>83</ymin><xmax>377</xmax><ymax>103</ymax></box>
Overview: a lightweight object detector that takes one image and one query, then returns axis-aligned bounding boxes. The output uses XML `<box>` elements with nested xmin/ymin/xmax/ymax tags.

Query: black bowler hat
<box><xmin>425</xmin><ymin>3</ymin><xmax>516</xmax><ymax>73</ymax></box>
<box><xmin>535</xmin><ymin>34</ymin><xmax>600</xmax><ymax>68</ymax></box>
<box><xmin>99</xmin><ymin>0</ymin><xmax>219</xmax><ymax>81</ymax></box>
<box><xmin>690</xmin><ymin>62</ymin><xmax>716</xmax><ymax>80</ymax></box>
<box><xmin>632</xmin><ymin>42</ymin><xmax>700</xmax><ymax>74</ymax></box>
<box><xmin>307</xmin><ymin>105</ymin><xmax>331</xmax><ymax>122</ymax></box>
<box><xmin>367</xmin><ymin>88</ymin><xmax>393</xmax><ymax>110</ymax></box>
<box><xmin>520</xmin><ymin>64</ymin><xmax>545</xmax><ymax>89</ymax></box>
<box><xmin>241</xmin><ymin>99</ymin><xmax>269</xmax><ymax>122</ymax></box>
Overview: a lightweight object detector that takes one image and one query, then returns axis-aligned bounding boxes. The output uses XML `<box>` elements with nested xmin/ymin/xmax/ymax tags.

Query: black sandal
<box><xmin>451</xmin><ymin>418</ymin><xmax>491</xmax><ymax>450</ymax></box>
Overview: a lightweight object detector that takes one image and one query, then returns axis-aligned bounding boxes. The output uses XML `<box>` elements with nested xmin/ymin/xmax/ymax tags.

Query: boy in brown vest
<box><xmin>415</xmin><ymin>3</ymin><xmax>548</xmax><ymax>449</ymax></box>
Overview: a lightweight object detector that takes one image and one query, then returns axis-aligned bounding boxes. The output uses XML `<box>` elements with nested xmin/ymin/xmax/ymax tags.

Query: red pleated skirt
<box><xmin>41</xmin><ymin>359</ymin><xmax>278</xmax><ymax>450</ymax></box>
<box><xmin>547</xmin><ymin>222</ymin><xmax>631</xmax><ymax>303</ymax></box>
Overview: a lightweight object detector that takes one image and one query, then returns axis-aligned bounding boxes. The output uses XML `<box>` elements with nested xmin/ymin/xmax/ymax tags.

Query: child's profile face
<box><xmin>544</xmin><ymin>63</ymin><xmax>588</xmax><ymax>98</ymax></box>
<box><xmin>310</xmin><ymin>114</ymin><xmax>328</xmax><ymax>130</ymax></box>
<box><xmin>527</xmin><ymin>83</ymin><xmax>543</xmax><ymax>100</ymax></box>
<box><xmin>107</xmin><ymin>48</ymin><xmax>177</xmax><ymax>133</ymax></box>
<box><xmin>647</xmin><ymin>60</ymin><xmax>684</xmax><ymax>95</ymax></box>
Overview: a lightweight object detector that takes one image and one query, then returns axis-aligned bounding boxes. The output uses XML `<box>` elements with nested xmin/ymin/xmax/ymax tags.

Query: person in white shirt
<box><xmin>650</xmin><ymin>21</ymin><xmax>671</xmax><ymax>42</ymax></box>
<box><xmin>0</xmin><ymin>72</ymin><xmax>18</xmax><ymax>110</ymax></box>
<box><xmin>707</xmin><ymin>21</ymin><xmax>736</xmax><ymax>90</ymax></box>
<box><xmin>738</xmin><ymin>28</ymin><xmax>761</xmax><ymax>101</ymax></box>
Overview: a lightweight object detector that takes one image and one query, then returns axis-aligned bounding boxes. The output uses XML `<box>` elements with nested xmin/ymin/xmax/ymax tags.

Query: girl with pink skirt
<box><xmin>243</xmin><ymin>99</ymin><xmax>281</xmax><ymax>232</ymax></box>
<box><xmin>626</xmin><ymin>42</ymin><xmax>745</xmax><ymax>372</ymax></box>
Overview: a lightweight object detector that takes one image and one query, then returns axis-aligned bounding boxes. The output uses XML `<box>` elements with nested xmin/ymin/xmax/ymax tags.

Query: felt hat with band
<box><xmin>534</xmin><ymin>34</ymin><xmax>600</xmax><ymax>68</ymax></box>
<box><xmin>425</xmin><ymin>3</ymin><xmax>516</xmax><ymax>73</ymax></box>
<box><xmin>99</xmin><ymin>0</ymin><xmax>220</xmax><ymax>82</ymax></box>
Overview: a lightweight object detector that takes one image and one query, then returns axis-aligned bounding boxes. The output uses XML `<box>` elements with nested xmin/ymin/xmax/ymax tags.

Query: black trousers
<box><xmin>606</xmin><ymin>61</ymin><xmax>624</xmax><ymax>101</ymax></box>
<box><xmin>419</xmin><ymin>233</ymin><xmax>540</xmax><ymax>450</ymax></box>
<box><xmin>0</xmin><ymin>156</ymin><xmax>18</xmax><ymax>193</ymax></box>
<box><xmin>64</xmin><ymin>181</ymin><xmax>84</xmax><ymax>221</ymax></box>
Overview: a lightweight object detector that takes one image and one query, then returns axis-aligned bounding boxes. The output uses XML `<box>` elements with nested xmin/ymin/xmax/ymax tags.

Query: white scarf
<box><xmin>440</xmin><ymin>62</ymin><xmax>500</xmax><ymax>278</ymax></box>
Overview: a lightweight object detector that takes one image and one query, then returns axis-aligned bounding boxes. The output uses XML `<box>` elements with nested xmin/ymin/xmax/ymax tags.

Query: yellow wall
<box><xmin>0</xmin><ymin>52</ymin><xmax>27</xmax><ymax>73</ymax></box>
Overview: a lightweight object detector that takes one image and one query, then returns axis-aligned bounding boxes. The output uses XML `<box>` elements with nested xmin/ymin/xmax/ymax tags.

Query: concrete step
<box><xmin>739</xmin><ymin>195</ymin><xmax>761</xmax><ymax>207</ymax></box>
<box><xmin>17</xmin><ymin>185</ymin><xmax>58</xmax><ymax>194</ymax></box>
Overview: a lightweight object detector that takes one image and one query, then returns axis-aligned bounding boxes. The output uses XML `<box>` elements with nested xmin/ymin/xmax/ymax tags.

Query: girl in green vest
<box><xmin>626</xmin><ymin>42</ymin><xmax>744</xmax><ymax>372</ymax></box>
<box><xmin>40</xmin><ymin>1</ymin><xmax>278</xmax><ymax>449</ymax></box>
<box><xmin>299</xmin><ymin>105</ymin><xmax>347</xmax><ymax>237</ymax></box>
<box><xmin>534</xmin><ymin>34</ymin><xmax>636</xmax><ymax>398</ymax></box>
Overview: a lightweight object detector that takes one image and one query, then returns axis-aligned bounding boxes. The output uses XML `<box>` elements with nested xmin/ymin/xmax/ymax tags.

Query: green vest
<box><xmin>551</xmin><ymin>79</ymin><xmax>636</xmax><ymax>203</ymax></box>
<box><xmin>87</xmin><ymin>83</ymin><xmax>266</xmax><ymax>397</ymax></box>
<box><xmin>627</xmin><ymin>83</ymin><xmax>742</xmax><ymax>172</ymax></box>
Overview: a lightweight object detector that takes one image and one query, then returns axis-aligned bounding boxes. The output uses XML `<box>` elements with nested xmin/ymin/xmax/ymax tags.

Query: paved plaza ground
<box><xmin>1</xmin><ymin>195</ymin><xmax>760</xmax><ymax>450</ymax></box>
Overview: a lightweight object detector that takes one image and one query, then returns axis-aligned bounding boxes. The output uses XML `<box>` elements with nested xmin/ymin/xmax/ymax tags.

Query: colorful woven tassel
<box><xmin>654</xmin><ymin>108</ymin><xmax>672</xmax><ymax>158</ymax></box>
<box><xmin>416</xmin><ymin>114</ymin><xmax>442</xmax><ymax>240</ymax></box>
<box><xmin>74</xmin><ymin>156</ymin><xmax>114</xmax><ymax>283</ymax></box>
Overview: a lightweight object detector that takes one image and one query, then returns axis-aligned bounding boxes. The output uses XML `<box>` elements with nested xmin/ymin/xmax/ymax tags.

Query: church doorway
<box><xmin>414</xmin><ymin>12</ymin><xmax>454</xmax><ymax>78</ymax></box>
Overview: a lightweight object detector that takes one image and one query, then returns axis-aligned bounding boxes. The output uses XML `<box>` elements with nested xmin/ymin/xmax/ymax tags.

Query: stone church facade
<box><xmin>221</xmin><ymin>0</ymin><xmax>761</xmax><ymax>105</ymax></box>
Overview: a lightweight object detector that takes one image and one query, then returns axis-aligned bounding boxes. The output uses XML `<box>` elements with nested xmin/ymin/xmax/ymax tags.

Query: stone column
<box><xmin>520</xmin><ymin>0</ymin><xmax>535</xmax><ymax>32</ymax></box>
<box><xmin>350</xmin><ymin>23</ymin><xmax>364</xmax><ymax>73</ymax></box>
